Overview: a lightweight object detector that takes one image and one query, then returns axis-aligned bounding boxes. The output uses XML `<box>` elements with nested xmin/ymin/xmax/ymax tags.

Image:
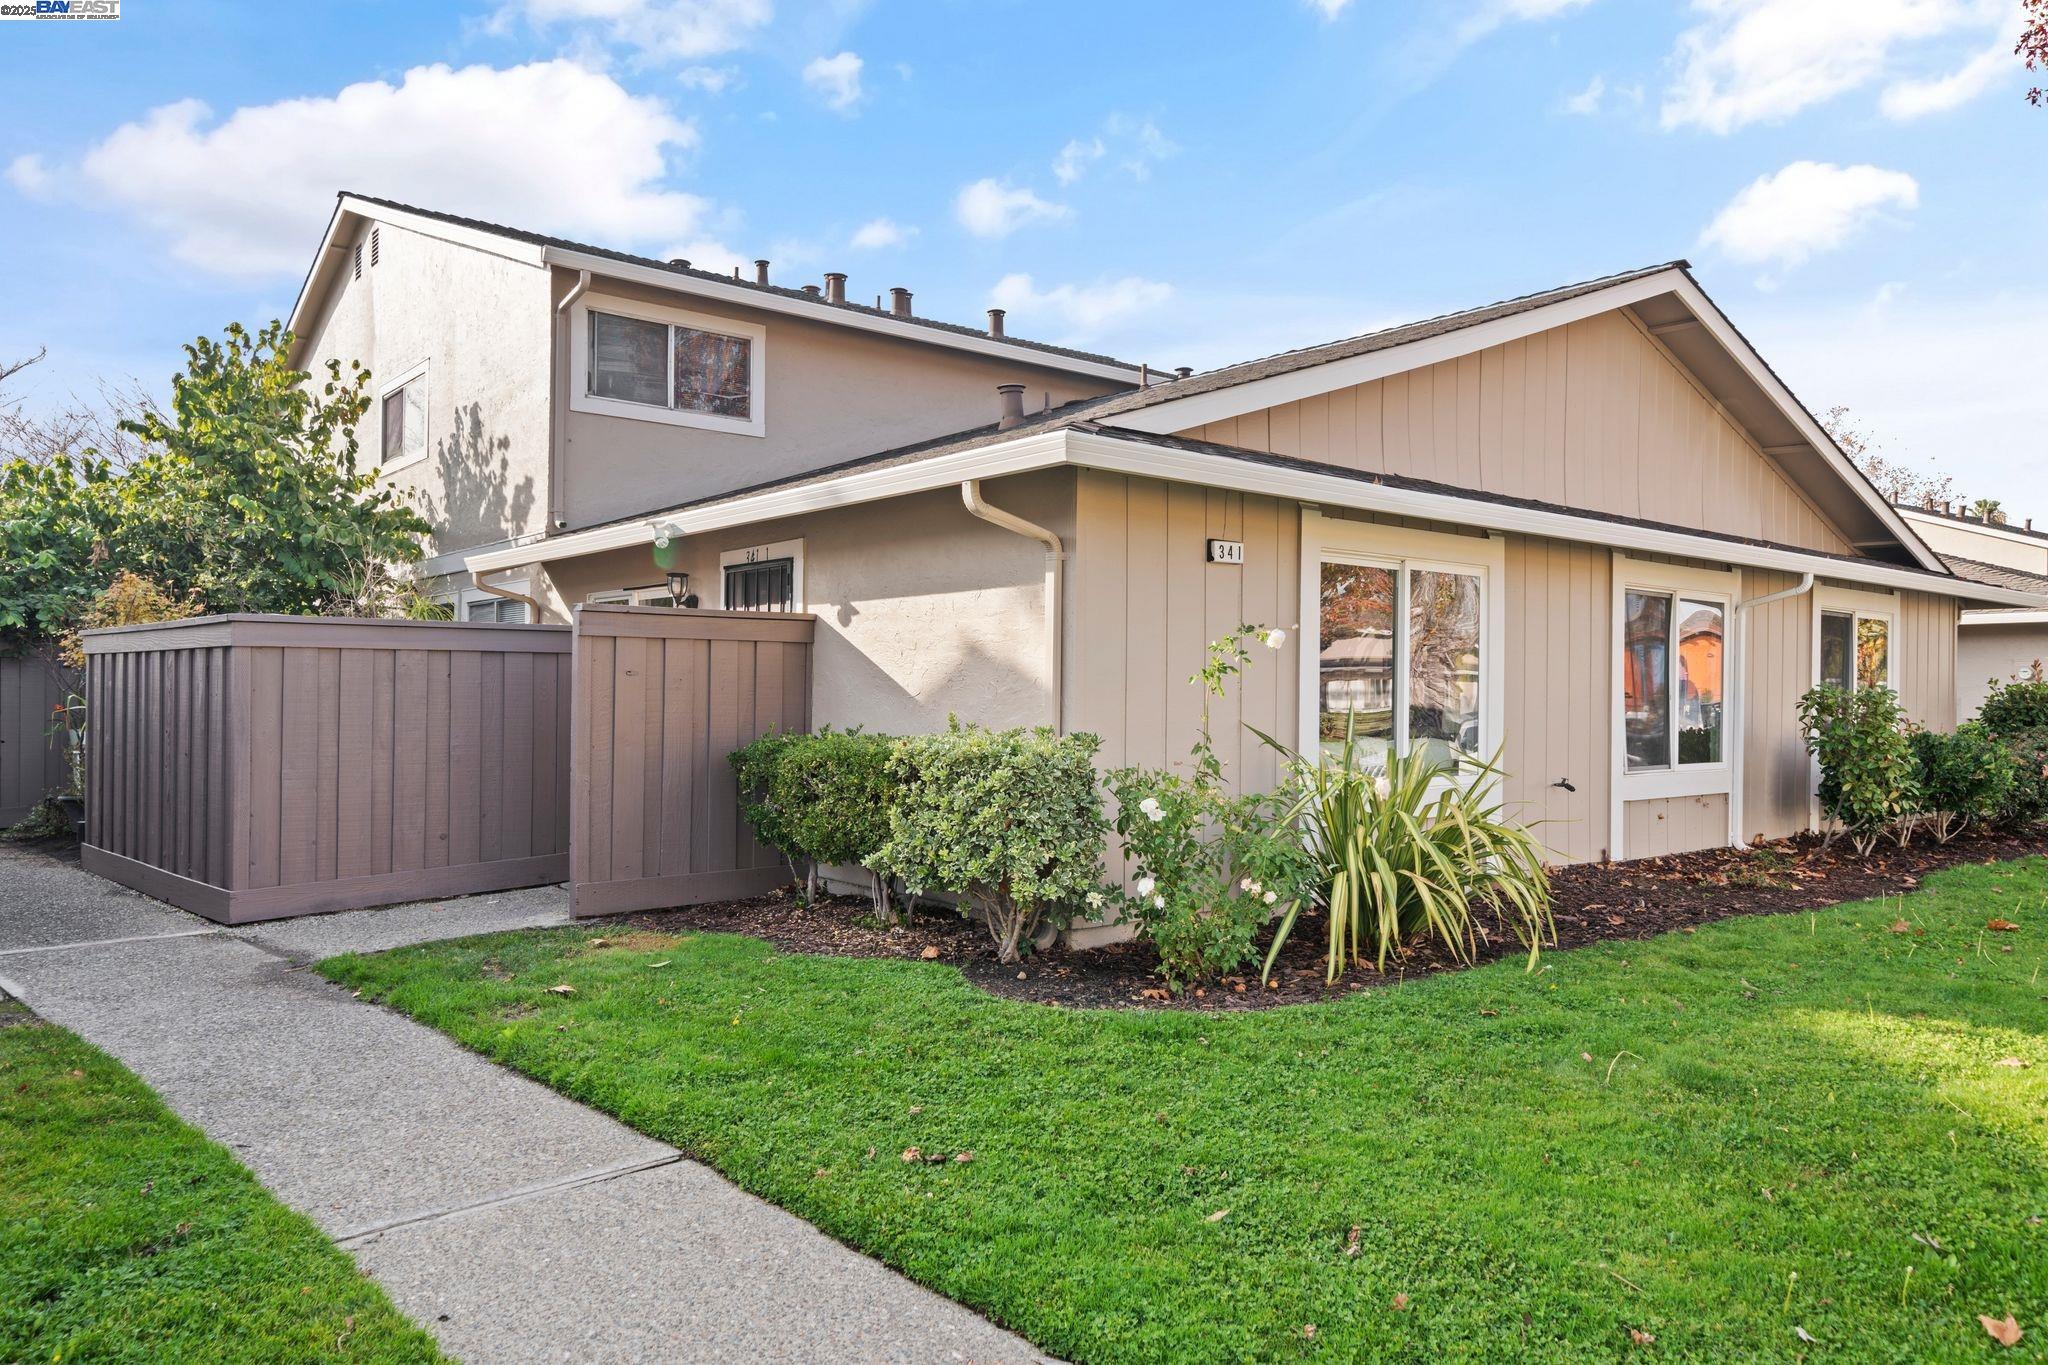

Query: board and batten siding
<box><xmin>1175</xmin><ymin>309</ymin><xmax>1854</xmax><ymax>558</ymax></box>
<box><xmin>1624</xmin><ymin>795</ymin><xmax>1731</xmax><ymax>860</ymax></box>
<box><xmin>81</xmin><ymin>615</ymin><xmax>572</xmax><ymax>924</ymax></box>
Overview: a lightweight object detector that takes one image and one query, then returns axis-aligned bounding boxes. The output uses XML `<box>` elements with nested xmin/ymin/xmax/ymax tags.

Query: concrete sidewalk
<box><xmin>0</xmin><ymin>845</ymin><xmax>1046</xmax><ymax>1364</ymax></box>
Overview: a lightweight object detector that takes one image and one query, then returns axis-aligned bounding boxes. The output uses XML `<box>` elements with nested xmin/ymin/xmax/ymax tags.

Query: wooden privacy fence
<box><xmin>81</xmin><ymin>615</ymin><xmax>572</xmax><ymax>924</ymax></box>
<box><xmin>1</xmin><ymin>652</ymin><xmax>77</xmax><ymax>827</ymax></box>
<box><xmin>570</xmin><ymin>605</ymin><xmax>813</xmax><ymax>917</ymax></box>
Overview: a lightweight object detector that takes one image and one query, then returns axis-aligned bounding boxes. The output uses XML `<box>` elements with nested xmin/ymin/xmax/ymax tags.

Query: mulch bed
<box><xmin>627</xmin><ymin>826</ymin><xmax>2047</xmax><ymax>1011</ymax></box>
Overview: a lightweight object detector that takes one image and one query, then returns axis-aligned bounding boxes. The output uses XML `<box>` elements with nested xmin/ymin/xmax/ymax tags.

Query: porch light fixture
<box><xmin>666</xmin><ymin>570</ymin><xmax>698</xmax><ymax>608</ymax></box>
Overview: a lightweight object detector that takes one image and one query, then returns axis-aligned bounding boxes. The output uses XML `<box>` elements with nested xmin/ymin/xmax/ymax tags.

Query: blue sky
<box><xmin>3</xmin><ymin>0</ymin><xmax>2042</xmax><ymax>512</ymax></box>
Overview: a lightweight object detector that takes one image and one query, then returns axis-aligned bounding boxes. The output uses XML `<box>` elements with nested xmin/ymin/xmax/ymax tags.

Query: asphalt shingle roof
<box><xmin>1941</xmin><ymin>554</ymin><xmax>2048</xmax><ymax>597</ymax></box>
<box><xmin>339</xmin><ymin>192</ymin><xmax>1143</xmax><ymax>373</ymax></box>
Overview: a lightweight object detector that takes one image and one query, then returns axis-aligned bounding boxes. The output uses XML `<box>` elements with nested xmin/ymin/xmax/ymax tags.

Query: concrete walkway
<box><xmin>0</xmin><ymin>846</ymin><xmax>1046</xmax><ymax>1364</ymax></box>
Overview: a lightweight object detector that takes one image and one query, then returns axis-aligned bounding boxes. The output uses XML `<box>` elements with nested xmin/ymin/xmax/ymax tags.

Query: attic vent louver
<box><xmin>370</xmin><ymin>227</ymin><xmax>380</xmax><ymax>268</ymax></box>
<box><xmin>351</xmin><ymin>243</ymin><xmax>362</xmax><ymax>281</ymax></box>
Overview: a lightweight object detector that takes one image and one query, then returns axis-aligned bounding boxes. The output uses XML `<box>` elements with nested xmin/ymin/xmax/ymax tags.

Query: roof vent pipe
<box><xmin>996</xmin><ymin>383</ymin><xmax>1027</xmax><ymax>430</ymax></box>
<box><xmin>890</xmin><ymin>287</ymin><xmax>912</xmax><ymax>317</ymax></box>
<box><xmin>755</xmin><ymin>259</ymin><xmax>770</xmax><ymax>285</ymax></box>
<box><xmin>824</xmin><ymin>272</ymin><xmax>847</xmax><ymax>304</ymax></box>
<box><xmin>801</xmin><ymin>284</ymin><xmax>821</xmax><ymax>297</ymax></box>
<box><xmin>669</xmin><ymin>258</ymin><xmax>690</xmax><ymax>270</ymax></box>
<box><xmin>1175</xmin><ymin>366</ymin><xmax>1193</xmax><ymax>380</ymax></box>
<box><xmin>987</xmin><ymin>308</ymin><xmax>1005</xmax><ymax>338</ymax></box>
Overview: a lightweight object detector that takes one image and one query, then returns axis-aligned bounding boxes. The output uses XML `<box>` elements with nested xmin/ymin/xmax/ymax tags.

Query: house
<box><xmin>287</xmin><ymin>193</ymin><xmax>2044</xmax><ymax>918</ymax></box>
<box><xmin>1895</xmin><ymin>502</ymin><xmax>2048</xmax><ymax>720</ymax></box>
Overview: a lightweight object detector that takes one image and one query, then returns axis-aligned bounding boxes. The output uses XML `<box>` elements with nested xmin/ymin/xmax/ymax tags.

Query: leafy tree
<box><xmin>1970</xmin><ymin>497</ymin><xmax>2006</xmax><ymax>523</ymax></box>
<box><xmin>2024</xmin><ymin>0</ymin><xmax>2046</xmax><ymax>106</ymax></box>
<box><xmin>1820</xmin><ymin>405</ymin><xmax>1954</xmax><ymax>508</ymax></box>
<box><xmin>0</xmin><ymin>322</ymin><xmax>430</xmax><ymax>647</ymax></box>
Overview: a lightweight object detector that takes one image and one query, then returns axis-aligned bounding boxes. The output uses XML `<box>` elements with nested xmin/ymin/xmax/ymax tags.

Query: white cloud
<box><xmin>5</xmin><ymin>153</ymin><xmax>53</xmax><ymax>199</ymax></box>
<box><xmin>1880</xmin><ymin>18</ymin><xmax>2021</xmax><ymax>118</ymax></box>
<box><xmin>990</xmin><ymin>273</ymin><xmax>1173</xmax><ymax>334</ymax></box>
<box><xmin>1306</xmin><ymin>0</ymin><xmax>1352</xmax><ymax>18</ymax></box>
<box><xmin>659</xmin><ymin>236</ymin><xmax>748</xmax><ymax>274</ymax></box>
<box><xmin>1699</xmin><ymin>161</ymin><xmax>1919</xmax><ymax>270</ymax></box>
<box><xmin>1457</xmin><ymin>0</ymin><xmax>1595</xmax><ymax>45</ymax></box>
<box><xmin>1052</xmin><ymin>137</ymin><xmax>1104</xmax><ymax>186</ymax></box>
<box><xmin>953</xmin><ymin>178</ymin><xmax>1067</xmax><ymax>239</ymax></box>
<box><xmin>802</xmin><ymin>51</ymin><xmax>863</xmax><ymax>113</ymax></box>
<box><xmin>1660</xmin><ymin>0</ymin><xmax>2003</xmax><ymax>133</ymax></box>
<box><xmin>39</xmin><ymin>61</ymin><xmax>708</xmax><ymax>278</ymax></box>
<box><xmin>678</xmin><ymin>64</ymin><xmax>739</xmax><ymax>93</ymax></box>
<box><xmin>496</xmin><ymin>0</ymin><xmax>771</xmax><ymax>62</ymax></box>
<box><xmin>849</xmin><ymin>217</ymin><xmax>913</xmax><ymax>249</ymax></box>
<box><xmin>1563</xmin><ymin>74</ymin><xmax>1606</xmax><ymax>114</ymax></box>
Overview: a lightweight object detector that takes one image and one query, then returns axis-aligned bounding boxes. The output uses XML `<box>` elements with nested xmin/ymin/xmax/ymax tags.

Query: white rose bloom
<box><xmin>1135</xmin><ymin>875</ymin><xmax>1156</xmax><ymax>896</ymax></box>
<box><xmin>1263</xmin><ymin>890</ymin><xmax>1278</xmax><ymax>905</ymax></box>
<box><xmin>1152</xmin><ymin>894</ymin><xmax>1166</xmax><ymax>908</ymax></box>
<box><xmin>1138</xmin><ymin>796</ymin><xmax>1160</xmax><ymax>815</ymax></box>
<box><xmin>1265</xmin><ymin>628</ymin><xmax>1287</xmax><ymax>649</ymax></box>
<box><xmin>1248</xmin><ymin>880</ymin><xmax>1262</xmax><ymax>895</ymax></box>
<box><xmin>1146</xmin><ymin>806</ymin><xmax>1166</xmax><ymax>823</ymax></box>
<box><xmin>1239</xmin><ymin>877</ymin><xmax>1254</xmax><ymax>891</ymax></box>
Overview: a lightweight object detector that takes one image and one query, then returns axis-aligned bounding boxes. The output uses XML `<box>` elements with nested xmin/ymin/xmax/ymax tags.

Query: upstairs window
<box><xmin>379</xmin><ymin>364</ymin><xmax>428</xmax><ymax>470</ymax></box>
<box><xmin>574</xmin><ymin>298</ymin><xmax>766</xmax><ymax>436</ymax></box>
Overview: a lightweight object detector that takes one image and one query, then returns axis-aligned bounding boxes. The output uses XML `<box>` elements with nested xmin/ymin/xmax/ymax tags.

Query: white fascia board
<box><xmin>470</xmin><ymin>425</ymin><xmax>2041</xmax><ymax>606</ymax></box>
<box><xmin>1109</xmin><ymin>269</ymin><xmax>1691</xmax><ymax>435</ymax></box>
<box><xmin>1109</xmin><ymin>267</ymin><xmax>1946</xmax><ymax>576</ymax></box>
<box><xmin>1062</xmin><ymin>432</ymin><xmax>2037</xmax><ymax>606</ymax></box>
<box><xmin>1961</xmin><ymin>609</ymin><xmax>2048</xmax><ymax>625</ymax></box>
<box><xmin>540</xmin><ymin>246</ymin><xmax>1146</xmax><ymax>385</ymax></box>
<box><xmin>286</xmin><ymin>201</ymin><xmax>349</xmax><ymax>340</ymax></box>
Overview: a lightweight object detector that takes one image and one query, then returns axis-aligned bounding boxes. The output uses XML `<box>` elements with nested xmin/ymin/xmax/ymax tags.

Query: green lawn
<box><xmin>0</xmin><ymin>1001</ymin><xmax>443</xmax><ymax>1364</ymax></box>
<box><xmin>321</xmin><ymin>862</ymin><xmax>2048</xmax><ymax>1363</ymax></box>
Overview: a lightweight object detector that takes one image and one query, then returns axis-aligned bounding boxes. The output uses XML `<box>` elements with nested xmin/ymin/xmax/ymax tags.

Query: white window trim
<box><xmin>718</xmin><ymin>539</ymin><xmax>804</xmax><ymax>611</ymax></box>
<box><xmin>568</xmin><ymin>293</ymin><xmax>767</xmax><ymax>438</ymax></box>
<box><xmin>376</xmin><ymin>358</ymin><xmax>431</xmax><ymax>475</ymax></box>
<box><xmin>1297</xmin><ymin>509</ymin><xmax>1505</xmax><ymax>771</ymax></box>
<box><xmin>459</xmin><ymin>577</ymin><xmax>532</xmax><ymax>623</ymax></box>
<box><xmin>1807</xmin><ymin>584</ymin><xmax>1901</xmax><ymax>833</ymax></box>
<box><xmin>1610</xmin><ymin>557</ymin><xmax>1740</xmax><ymax>840</ymax></box>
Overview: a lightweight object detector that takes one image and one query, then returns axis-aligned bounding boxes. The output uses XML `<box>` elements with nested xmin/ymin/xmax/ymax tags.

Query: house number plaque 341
<box><xmin>1206</xmin><ymin>539</ymin><xmax>1245</xmax><ymax>565</ymax></box>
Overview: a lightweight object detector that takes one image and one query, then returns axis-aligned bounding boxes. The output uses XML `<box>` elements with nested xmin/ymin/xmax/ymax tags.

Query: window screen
<box><xmin>381</xmin><ymin>378</ymin><xmax>425</xmax><ymax>467</ymax></box>
<box><xmin>588</xmin><ymin>312</ymin><xmax>668</xmax><ymax>407</ymax></box>
<box><xmin>1623</xmin><ymin>591</ymin><xmax>1672</xmax><ymax>771</ymax></box>
<box><xmin>466</xmin><ymin>597</ymin><xmax>529</xmax><ymax>624</ymax></box>
<box><xmin>723</xmin><ymin>558</ymin><xmax>794</xmax><ymax>612</ymax></box>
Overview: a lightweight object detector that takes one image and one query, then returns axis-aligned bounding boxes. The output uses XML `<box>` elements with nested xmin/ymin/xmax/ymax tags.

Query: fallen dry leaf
<box><xmin>900</xmin><ymin>1147</ymin><xmax>921</xmax><ymax>1163</ymax></box>
<box><xmin>1206</xmin><ymin>1208</ymin><xmax>1231</xmax><ymax>1222</ymax></box>
<box><xmin>1994</xmin><ymin>1057</ymin><xmax>2031</xmax><ymax>1068</ymax></box>
<box><xmin>1629</xmin><ymin>1328</ymin><xmax>1655</xmax><ymax>1346</ymax></box>
<box><xmin>1890</xmin><ymin>918</ymin><xmax>1912</xmax><ymax>933</ymax></box>
<box><xmin>647</xmin><ymin>960</ymin><xmax>670</xmax><ymax>969</ymax></box>
<box><xmin>1987</xmin><ymin>919</ymin><xmax>2021</xmax><ymax>932</ymax></box>
<box><xmin>1302</xmin><ymin>1324</ymin><xmax>1318</xmax><ymax>1339</ymax></box>
<box><xmin>1392</xmin><ymin>1292</ymin><xmax>1410</xmax><ymax>1311</ymax></box>
<box><xmin>1980</xmin><ymin>1314</ymin><xmax>2023</xmax><ymax>1348</ymax></box>
<box><xmin>1345</xmin><ymin>1225</ymin><xmax>1361</xmax><ymax>1257</ymax></box>
<box><xmin>544</xmin><ymin>983</ymin><xmax>576</xmax><ymax>996</ymax></box>
<box><xmin>1793</xmin><ymin>1326</ymin><xmax>1816</xmax><ymax>1344</ymax></box>
<box><xmin>1140</xmin><ymin>988</ymin><xmax>1170</xmax><ymax>1001</ymax></box>
<box><xmin>953</xmin><ymin>1151</ymin><xmax>974</xmax><ymax>1163</ymax></box>
<box><xmin>919</xmin><ymin>945</ymin><xmax>940</xmax><ymax>960</ymax></box>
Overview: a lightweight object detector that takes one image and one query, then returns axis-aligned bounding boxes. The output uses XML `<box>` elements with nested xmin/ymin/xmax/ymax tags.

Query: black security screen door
<box><xmin>724</xmin><ymin>558</ymin><xmax>794</xmax><ymax>612</ymax></box>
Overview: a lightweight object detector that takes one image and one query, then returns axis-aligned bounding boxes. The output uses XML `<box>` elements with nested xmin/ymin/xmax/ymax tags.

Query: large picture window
<box><xmin>1314</xmin><ymin>547</ymin><xmax>1489</xmax><ymax>772</ymax></box>
<box><xmin>1622</xmin><ymin>591</ymin><xmax>1725</xmax><ymax>771</ymax></box>
<box><xmin>570</xmin><ymin>298</ymin><xmax>766</xmax><ymax>436</ymax></box>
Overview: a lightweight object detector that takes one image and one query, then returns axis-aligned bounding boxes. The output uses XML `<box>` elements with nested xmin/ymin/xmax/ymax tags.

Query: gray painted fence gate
<box><xmin>0</xmin><ymin>652</ymin><xmax>76</xmax><ymax>827</ymax></box>
<box><xmin>81</xmin><ymin>615</ymin><xmax>573</xmax><ymax>923</ymax></box>
<box><xmin>569</xmin><ymin>604</ymin><xmax>813</xmax><ymax>917</ymax></box>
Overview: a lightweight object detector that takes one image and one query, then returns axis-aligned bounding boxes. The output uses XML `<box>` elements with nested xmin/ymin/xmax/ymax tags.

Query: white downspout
<box><xmin>961</xmin><ymin>480</ymin><xmax>1064</xmax><ymax>731</ymax></box>
<box><xmin>548</xmin><ymin>269</ymin><xmax>592</xmax><ymax>531</ymax></box>
<box><xmin>1728</xmin><ymin>571</ymin><xmax>1815</xmax><ymax>849</ymax></box>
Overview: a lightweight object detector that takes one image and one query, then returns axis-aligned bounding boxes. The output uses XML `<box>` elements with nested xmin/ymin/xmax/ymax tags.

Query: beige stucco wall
<box><xmin>1957</xmin><ymin>622</ymin><xmax>2045</xmax><ymax>723</ymax></box>
<box><xmin>298</xmin><ymin>221</ymin><xmax>555</xmax><ymax>562</ymax></box>
<box><xmin>1176</xmin><ymin>308</ymin><xmax>1855</xmax><ymax>557</ymax></box>
<box><xmin>1908</xmin><ymin>515</ymin><xmax>2048</xmax><ymax>575</ymax></box>
<box><xmin>540</xmin><ymin>470</ymin><xmax>1075</xmax><ymax>737</ymax></box>
<box><xmin>552</xmin><ymin>270</ymin><xmax>1126</xmax><ymax>530</ymax></box>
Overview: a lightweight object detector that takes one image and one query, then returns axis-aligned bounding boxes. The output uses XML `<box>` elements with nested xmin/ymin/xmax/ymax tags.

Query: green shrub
<box><xmin>1909</xmin><ymin>723</ymin><xmax>2018</xmax><ymax>843</ymax></box>
<box><xmin>730</xmin><ymin>730</ymin><xmax>805</xmax><ymax>884</ymax></box>
<box><xmin>1797</xmin><ymin>684</ymin><xmax>1917</xmax><ymax>854</ymax></box>
<box><xmin>1977</xmin><ymin>673</ymin><xmax>2048</xmax><ymax>736</ymax></box>
<box><xmin>1260</xmin><ymin>720</ymin><xmax>1554</xmax><ymax>981</ymax></box>
<box><xmin>1994</xmin><ymin>726</ymin><xmax>2048</xmax><ymax>829</ymax></box>
<box><xmin>1107</xmin><ymin>628</ymin><xmax>1307</xmax><ymax>992</ymax></box>
<box><xmin>869</xmin><ymin>721</ymin><xmax>1107</xmax><ymax>963</ymax></box>
<box><xmin>730</xmin><ymin>729</ymin><xmax>898</xmax><ymax>913</ymax></box>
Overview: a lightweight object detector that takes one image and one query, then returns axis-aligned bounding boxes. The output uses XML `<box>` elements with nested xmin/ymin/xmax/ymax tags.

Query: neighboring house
<box><xmin>1896</xmin><ymin>503</ymin><xmax>2048</xmax><ymax>721</ymax></box>
<box><xmin>286</xmin><ymin>194</ymin><xmax>2042</xmax><ymax>914</ymax></box>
